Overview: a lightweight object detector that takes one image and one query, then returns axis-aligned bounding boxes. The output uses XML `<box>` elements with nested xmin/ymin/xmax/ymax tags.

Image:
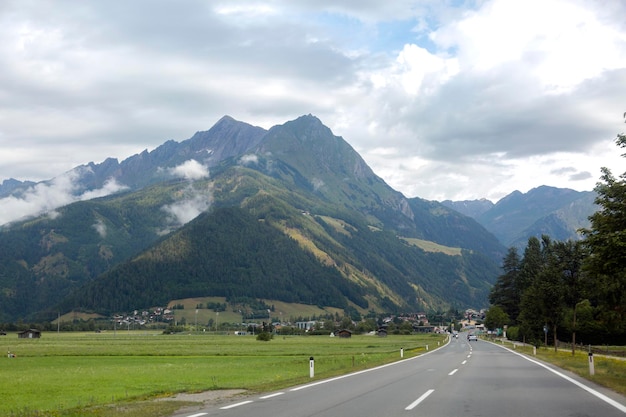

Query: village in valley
<box><xmin>4</xmin><ymin>303</ymin><xmax>486</xmax><ymax>339</ymax></box>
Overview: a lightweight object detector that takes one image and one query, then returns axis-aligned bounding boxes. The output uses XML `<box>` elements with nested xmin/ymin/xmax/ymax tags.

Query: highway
<box><xmin>172</xmin><ymin>335</ymin><xmax>626</xmax><ymax>417</ymax></box>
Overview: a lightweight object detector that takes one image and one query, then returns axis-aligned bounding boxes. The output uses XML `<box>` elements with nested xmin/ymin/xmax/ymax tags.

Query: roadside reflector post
<box><xmin>533</xmin><ymin>346</ymin><xmax>537</xmax><ymax>355</ymax></box>
<box><xmin>426</xmin><ymin>344</ymin><xmax>429</xmax><ymax>351</ymax></box>
<box><xmin>309</xmin><ymin>356</ymin><xmax>314</xmax><ymax>378</ymax></box>
<box><xmin>589</xmin><ymin>352</ymin><xmax>595</xmax><ymax>376</ymax></box>
<box><xmin>400</xmin><ymin>347</ymin><xmax>404</xmax><ymax>358</ymax></box>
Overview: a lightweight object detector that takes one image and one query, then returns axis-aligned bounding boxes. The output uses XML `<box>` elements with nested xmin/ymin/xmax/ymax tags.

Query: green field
<box><xmin>400</xmin><ymin>237</ymin><xmax>462</xmax><ymax>256</ymax></box>
<box><xmin>0</xmin><ymin>331</ymin><xmax>446</xmax><ymax>416</ymax></box>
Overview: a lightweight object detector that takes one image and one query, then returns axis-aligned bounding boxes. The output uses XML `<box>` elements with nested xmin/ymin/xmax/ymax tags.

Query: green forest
<box><xmin>60</xmin><ymin>207</ymin><xmax>368</xmax><ymax>314</ymax></box>
<box><xmin>57</xmin><ymin>202</ymin><xmax>499</xmax><ymax>316</ymax></box>
<box><xmin>488</xmin><ymin>132</ymin><xmax>626</xmax><ymax>346</ymax></box>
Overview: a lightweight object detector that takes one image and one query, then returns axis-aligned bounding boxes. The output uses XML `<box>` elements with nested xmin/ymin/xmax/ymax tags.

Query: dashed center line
<box><xmin>462</xmin><ymin>360</ymin><xmax>467</xmax><ymax>365</ymax></box>
<box><xmin>405</xmin><ymin>389</ymin><xmax>435</xmax><ymax>410</ymax></box>
<box><xmin>448</xmin><ymin>368</ymin><xmax>459</xmax><ymax>376</ymax></box>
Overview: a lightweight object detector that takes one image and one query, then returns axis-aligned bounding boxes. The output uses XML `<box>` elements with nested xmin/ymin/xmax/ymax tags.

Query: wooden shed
<box><xmin>18</xmin><ymin>329</ymin><xmax>41</xmax><ymax>339</ymax></box>
<box><xmin>335</xmin><ymin>329</ymin><xmax>352</xmax><ymax>338</ymax></box>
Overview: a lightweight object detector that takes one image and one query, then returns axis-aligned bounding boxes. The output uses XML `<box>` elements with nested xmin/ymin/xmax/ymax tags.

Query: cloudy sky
<box><xmin>1</xmin><ymin>0</ymin><xmax>625</xmax><ymax>205</ymax></box>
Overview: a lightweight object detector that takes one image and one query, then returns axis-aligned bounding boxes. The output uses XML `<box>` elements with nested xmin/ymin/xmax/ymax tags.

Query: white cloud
<box><xmin>0</xmin><ymin>0</ymin><xmax>625</xmax><ymax>205</ymax></box>
<box><xmin>431</xmin><ymin>0</ymin><xmax>626</xmax><ymax>93</ymax></box>
<box><xmin>239</xmin><ymin>154</ymin><xmax>259</xmax><ymax>165</ymax></box>
<box><xmin>169</xmin><ymin>160</ymin><xmax>209</xmax><ymax>180</ymax></box>
<box><xmin>0</xmin><ymin>174</ymin><xmax>77</xmax><ymax>225</ymax></box>
<box><xmin>311</xmin><ymin>178</ymin><xmax>325</xmax><ymax>192</ymax></box>
<box><xmin>393</xmin><ymin>44</ymin><xmax>459</xmax><ymax>95</ymax></box>
<box><xmin>161</xmin><ymin>161</ymin><xmax>213</xmax><ymax>229</ymax></box>
<box><xmin>163</xmin><ymin>193</ymin><xmax>211</xmax><ymax>226</ymax></box>
<box><xmin>92</xmin><ymin>218</ymin><xmax>107</xmax><ymax>238</ymax></box>
<box><xmin>81</xmin><ymin>178</ymin><xmax>128</xmax><ymax>200</ymax></box>
<box><xmin>161</xmin><ymin>185</ymin><xmax>213</xmax><ymax>230</ymax></box>
<box><xmin>214</xmin><ymin>4</ymin><xmax>277</xmax><ymax>18</ymax></box>
<box><xmin>0</xmin><ymin>173</ymin><xmax>127</xmax><ymax>226</ymax></box>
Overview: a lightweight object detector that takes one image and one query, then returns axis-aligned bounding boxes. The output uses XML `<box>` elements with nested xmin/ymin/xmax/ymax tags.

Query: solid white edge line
<box><xmin>448</xmin><ymin>368</ymin><xmax>458</xmax><ymax>375</ymax></box>
<box><xmin>290</xmin><ymin>336</ymin><xmax>452</xmax><ymax>392</ymax></box>
<box><xmin>260</xmin><ymin>392</ymin><xmax>284</xmax><ymax>399</ymax></box>
<box><xmin>405</xmin><ymin>389</ymin><xmax>435</xmax><ymax>410</ymax></box>
<box><xmin>186</xmin><ymin>414</ymin><xmax>208</xmax><ymax>417</ymax></box>
<box><xmin>219</xmin><ymin>400</ymin><xmax>254</xmax><ymax>410</ymax></box>
<box><xmin>492</xmin><ymin>342</ymin><xmax>626</xmax><ymax>414</ymax></box>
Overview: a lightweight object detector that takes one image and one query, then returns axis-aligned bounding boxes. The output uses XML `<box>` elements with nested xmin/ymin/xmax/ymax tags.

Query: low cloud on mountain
<box><xmin>167</xmin><ymin>159</ymin><xmax>209</xmax><ymax>180</ymax></box>
<box><xmin>0</xmin><ymin>172</ymin><xmax>127</xmax><ymax>227</ymax></box>
<box><xmin>160</xmin><ymin>160</ymin><xmax>213</xmax><ymax>233</ymax></box>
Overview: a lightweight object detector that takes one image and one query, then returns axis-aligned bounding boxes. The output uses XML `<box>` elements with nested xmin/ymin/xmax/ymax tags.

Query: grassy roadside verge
<box><xmin>488</xmin><ymin>338</ymin><xmax>626</xmax><ymax>396</ymax></box>
<box><xmin>0</xmin><ymin>331</ymin><xmax>446</xmax><ymax>417</ymax></box>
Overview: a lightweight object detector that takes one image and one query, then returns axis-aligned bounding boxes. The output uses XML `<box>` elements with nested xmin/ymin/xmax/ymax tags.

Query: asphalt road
<box><xmin>172</xmin><ymin>335</ymin><xmax>626</xmax><ymax>417</ymax></box>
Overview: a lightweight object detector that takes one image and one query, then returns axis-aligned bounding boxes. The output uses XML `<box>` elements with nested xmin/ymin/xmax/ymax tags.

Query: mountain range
<box><xmin>441</xmin><ymin>186</ymin><xmax>596</xmax><ymax>248</ymax></box>
<box><xmin>0</xmin><ymin>115</ymin><xmax>596</xmax><ymax>322</ymax></box>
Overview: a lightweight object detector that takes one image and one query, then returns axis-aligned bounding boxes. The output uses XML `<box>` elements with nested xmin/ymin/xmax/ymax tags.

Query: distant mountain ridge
<box><xmin>441</xmin><ymin>198</ymin><xmax>494</xmax><ymax>218</ymax></box>
<box><xmin>0</xmin><ymin>116</ymin><xmax>266</xmax><ymax>200</ymax></box>
<box><xmin>442</xmin><ymin>186</ymin><xmax>597</xmax><ymax>248</ymax></box>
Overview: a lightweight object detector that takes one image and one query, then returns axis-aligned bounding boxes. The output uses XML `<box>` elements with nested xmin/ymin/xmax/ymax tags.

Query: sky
<box><xmin>1</xmin><ymin>0</ymin><xmax>625</xmax><ymax>211</ymax></box>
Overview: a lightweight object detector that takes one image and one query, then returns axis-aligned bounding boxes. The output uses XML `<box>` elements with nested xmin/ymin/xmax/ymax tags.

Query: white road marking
<box><xmin>260</xmin><ymin>392</ymin><xmax>284</xmax><ymax>399</ymax></box>
<box><xmin>219</xmin><ymin>400</ymin><xmax>254</xmax><ymax>409</ymax></box>
<box><xmin>405</xmin><ymin>389</ymin><xmax>435</xmax><ymax>410</ymax></box>
<box><xmin>291</xmin><ymin>336</ymin><xmax>451</xmax><ymax>392</ymax></box>
<box><xmin>462</xmin><ymin>360</ymin><xmax>467</xmax><ymax>365</ymax></box>
<box><xmin>192</xmin><ymin>339</ymin><xmax>453</xmax><ymax>415</ymax></box>
<box><xmin>448</xmin><ymin>368</ymin><xmax>458</xmax><ymax>376</ymax></box>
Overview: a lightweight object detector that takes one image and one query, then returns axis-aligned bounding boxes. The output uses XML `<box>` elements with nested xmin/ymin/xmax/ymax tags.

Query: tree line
<box><xmin>488</xmin><ymin>130</ymin><xmax>626</xmax><ymax>348</ymax></box>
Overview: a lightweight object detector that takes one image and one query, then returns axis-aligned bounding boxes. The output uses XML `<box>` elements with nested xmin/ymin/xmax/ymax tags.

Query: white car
<box><xmin>468</xmin><ymin>334</ymin><xmax>478</xmax><ymax>341</ymax></box>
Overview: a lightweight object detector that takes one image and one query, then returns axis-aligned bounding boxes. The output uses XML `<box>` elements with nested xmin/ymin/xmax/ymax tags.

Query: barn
<box><xmin>18</xmin><ymin>329</ymin><xmax>41</xmax><ymax>339</ymax></box>
<box><xmin>335</xmin><ymin>329</ymin><xmax>352</xmax><ymax>338</ymax></box>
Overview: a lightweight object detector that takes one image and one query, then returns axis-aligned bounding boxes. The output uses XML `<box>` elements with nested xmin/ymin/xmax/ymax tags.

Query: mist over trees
<box><xmin>489</xmin><ymin>127</ymin><xmax>626</xmax><ymax>347</ymax></box>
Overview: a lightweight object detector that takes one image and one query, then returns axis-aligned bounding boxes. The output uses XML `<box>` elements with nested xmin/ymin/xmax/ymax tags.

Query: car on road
<box><xmin>467</xmin><ymin>334</ymin><xmax>478</xmax><ymax>341</ymax></box>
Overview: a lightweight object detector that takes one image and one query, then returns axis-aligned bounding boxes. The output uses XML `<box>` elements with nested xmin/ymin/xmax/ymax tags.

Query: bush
<box><xmin>256</xmin><ymin>332</ymin><xmax>273</xmax><ymax>341</ymax></box>
<box><xmin>163</xmin><ymin>324</ymin><xmax>186</xmax><ymax>334</ymax></box>
<box><xmin>506</xmin><ymin>326</ymin><xmax>519</xmax><ymax>341</ymax></box>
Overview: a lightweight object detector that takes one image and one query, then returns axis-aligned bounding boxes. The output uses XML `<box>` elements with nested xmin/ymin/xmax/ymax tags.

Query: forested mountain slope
<box><xmin>0</xmin><ymin>115</ymin><xmax>505</xmax><ymax>321</ymax></box>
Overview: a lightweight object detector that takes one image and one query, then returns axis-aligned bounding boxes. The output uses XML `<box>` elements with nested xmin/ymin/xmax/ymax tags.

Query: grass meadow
<box><xmin>0</xmin><ymin>331</ymin><xmax>446</xmax><ymax>416</ymax></box>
